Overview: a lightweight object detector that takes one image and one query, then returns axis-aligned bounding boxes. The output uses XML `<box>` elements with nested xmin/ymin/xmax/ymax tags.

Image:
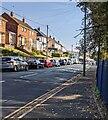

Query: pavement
<box><xmin>23</xmin><ymin>66</ymin><xmax>103</xmax><ymax>119</ymax></box>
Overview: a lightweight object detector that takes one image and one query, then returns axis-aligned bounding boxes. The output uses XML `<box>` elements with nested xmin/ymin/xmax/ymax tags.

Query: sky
<box><xmin>2</xmin><ymin>2</ymin><xmax>84</xmax><ymax>51</ymax></box>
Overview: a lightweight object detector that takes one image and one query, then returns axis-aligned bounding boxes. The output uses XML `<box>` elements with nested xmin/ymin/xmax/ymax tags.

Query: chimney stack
<box><xmin>38</xmin><ymin>27</ymin><xmax>40</xmax><ymax>31</ymax></box>
<box><xmin>22</xmin><ymin>17</ymin><xmax>25</xmax><ymax>22</ymax></box>
<box><xmin>10</xmin><ymin>12</ymin><xmax>13</xmax><ymax>17</ymax></box>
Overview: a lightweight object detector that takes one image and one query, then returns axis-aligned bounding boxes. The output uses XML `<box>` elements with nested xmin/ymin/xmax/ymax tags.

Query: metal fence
<box><xmin>97</xmin><ymin>60</ymin><xmax>108</xmax><ymax>109</ymax></box>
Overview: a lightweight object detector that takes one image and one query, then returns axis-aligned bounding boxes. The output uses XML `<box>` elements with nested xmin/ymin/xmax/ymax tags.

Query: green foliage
<box><xmin>62</xmin><ymin>52</ymin><xmax>69</xmax><ymax>57</ymax></box>
<box><xmin>32</xmin><ymin>48</ymin><xmax>41</xmax><ymax>55</ymax></box>
<box><xmin>77</xmin><ymin>2</ymin><xmax>108</xmax><ymax>60</ymax></box>
<box><xmin>52</xmin><ymin>52</ymin><xmax>61</xmax><ymax>57</ymax></box>
<box><xmin>0</xmin><ymin>47</ymin><xmax>30</xmax><ymax>57</ymax></box>
<box><xmin>94</xmin><ymin>87</ymin><xmax>100</xmax><ymax>98</ymax></box>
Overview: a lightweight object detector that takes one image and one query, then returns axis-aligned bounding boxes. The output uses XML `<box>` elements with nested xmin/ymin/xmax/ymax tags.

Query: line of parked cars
<box><xmin>1</xmin><ymin>56</ymin><xmax>74</xmax><ymax>72</ymax></box>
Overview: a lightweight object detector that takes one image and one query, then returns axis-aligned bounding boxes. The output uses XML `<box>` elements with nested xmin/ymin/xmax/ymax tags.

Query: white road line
<box><xmin>0</xmin><ymin>80</ymin><xmax>5</xmax><ymax>83</ymax></box>
<box><xmin>18</xmin><ymin>87</ymin><xmax>66</xmax><ymax>119</ymax></box>
<box><xmin>19</xmin><ymin>80</ymin><xmax>79</xmax><ymax>118</ymax></box>
<box><xmin>0</xmin><ymin>106</ymin><xmax>20</xmax><ymax>109</ymax></box>
<box><xmin>20</xmin><ymin>73</ymin><xmax>38</xmax><ymax>78</ymax></box>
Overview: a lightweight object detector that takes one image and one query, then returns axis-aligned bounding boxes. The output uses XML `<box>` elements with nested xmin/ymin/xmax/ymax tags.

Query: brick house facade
<box><xmin>0</xmin><ymin>16</ymin><xmax>7</xmax><ymax>47</ymax></box>
<box><xmin>2</xmin><ymin>12</ymin><xmax>37</xmax><ymax>53</ymax></box>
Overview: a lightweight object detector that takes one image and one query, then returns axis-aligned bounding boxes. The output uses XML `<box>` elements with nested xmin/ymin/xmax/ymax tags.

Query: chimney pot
<box><xmin>10</xmin><ymin>12</ymin><xmax>13</xmax><ymax>17</ymax></box>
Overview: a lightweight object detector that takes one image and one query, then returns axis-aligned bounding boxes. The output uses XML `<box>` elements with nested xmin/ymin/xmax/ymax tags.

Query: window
<box><xmin>22</xmin><ymin>27</ymin><xmax>27</xmax><ymax>32</ymax></box>
<box><xmin>32</xmin><ymin>31</ymin><xmax>34</xmax><ymax>35</ymax></box>
<box><xmin>30</xmin><ymin>30</ymin><xmax>34</xmax><ymax>35</ymax></box>
<box><xmin>29</xmin><ymin>38</ymin><xmax>33</xmax><ymax>45</ymax></box>
<box><xmin>30</xmin><ymin>31</ymin><xmax>32</xmax><ymax>35</ymax></box>
<box><xmin>24</xmin><ymin>28</ymin><xmax>27</xmax><ymax>32</ymax></box>
<box><xmin>24</xmin><ymin>37</ymin><xmax>26</xmax><ymax>44</ymax></box>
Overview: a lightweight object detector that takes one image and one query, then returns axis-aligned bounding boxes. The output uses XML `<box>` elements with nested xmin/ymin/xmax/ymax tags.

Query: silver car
<box><xmin>1</xmin><ymin>56</ymin><xmax>29</xmax><ymax>71</ymax></box>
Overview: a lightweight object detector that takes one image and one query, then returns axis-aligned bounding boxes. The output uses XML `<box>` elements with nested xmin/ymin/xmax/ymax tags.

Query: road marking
<box><xmin>20</xmin><ymin>73</ymin><xmax>38</xmax><ymax>78</ymax></box>
<box><xmin>18</xmin><ymin>87</ymin><xmax>65</xmax><ymax>119</ymax></box>
<box><xmin>4</xmin><ymin>74</ymin><xmax>81</xmax><ymax>119</ymax></box>
<box><xmin>0</xmin><ymin>106</ymin><xmax>20</xmax><ymax>109</ymax></box>
<box><xmin>0</xmin><ymin>80</ymin><xmax>5</xmax><ymax>83</ymax></box>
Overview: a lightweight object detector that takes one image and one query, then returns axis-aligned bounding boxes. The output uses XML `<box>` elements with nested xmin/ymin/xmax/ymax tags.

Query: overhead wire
<box><xmin>35</xmin><ymin>8</ymin><xmax>73</xmax><ymax>20</ymax></box>
<box><xmin>0</xmin><ymin>6</ymin><xmax>47</xmax><ymax>27</ymax></box>
<box><xmin>0</xmin><ymin>4</ymin><xmax>73</xmax><ymax>46</ymax></box>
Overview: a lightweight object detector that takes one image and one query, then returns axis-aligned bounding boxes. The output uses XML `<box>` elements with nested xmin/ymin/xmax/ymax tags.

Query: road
<box><xmin>1</xmin><ymin>64</ymin><xmax>86</xmax><ymax>118</ymax></box>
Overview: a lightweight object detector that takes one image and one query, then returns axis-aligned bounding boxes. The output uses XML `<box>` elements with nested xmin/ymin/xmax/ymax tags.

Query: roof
<box><xmin>34</xmin><ymin>29</ymin><xmax>46</xmax><ymax>37</ymax></box>
<box><xmin>2</xmin><ymin>12</ymin><xmax>34</xmax><ymax>30</ymax></box>
<box><xmin>13</xmin><ymin>17</ymin><xmax>34</xmax><ymax>30</ymax></box>
<box><xmin>0</xmin><ymin>16</ymin><xmax>8</xmax><ymax>22</ymax></box>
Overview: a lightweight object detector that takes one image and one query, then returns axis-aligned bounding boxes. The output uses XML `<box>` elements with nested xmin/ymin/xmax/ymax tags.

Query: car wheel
<box><xmin>25</xmin><ymin>66</ymin><xmax>28</xmax><ymax>71</ymax></box>
<box><xmin>14</xmin><ymin>66</ymin><xmax>18</xmax><ymax>72</ymax></box>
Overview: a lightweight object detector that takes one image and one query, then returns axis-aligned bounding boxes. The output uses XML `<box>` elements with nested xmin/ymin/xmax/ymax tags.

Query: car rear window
<box><xmin>2</xmin><ymin>57</ymin><xmax>11</xmax><ymax>61</ymax></box>
<box><xmin>50</xmin><ymin>60</ymin><xmax>53</xmax><ymax>62</ymax></box>
<box><xmin>40</xmin><ymin>60</ymin><xmax>44</xmax><ymax>63</ymax></box>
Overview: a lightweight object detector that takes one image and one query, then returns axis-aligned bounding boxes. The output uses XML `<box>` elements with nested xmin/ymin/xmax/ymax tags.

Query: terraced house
<box><xmin>2</xmin><ymin>12</ymin><xmax>37</xmax><ymax>53</ymax></box>
<box><xmin>0</xmin><ymin>16</ymin><xmax>7</xmax><ymax>47</ymax></box>
<box><xmin>34</xmin><ymin>28</ymin><xmax>47</xmax><ymax>55</ymax></box>
<box><xmin>48</xmin><ymin>36</ymin><xmax>67</xmax><ymax>55</ymax></box>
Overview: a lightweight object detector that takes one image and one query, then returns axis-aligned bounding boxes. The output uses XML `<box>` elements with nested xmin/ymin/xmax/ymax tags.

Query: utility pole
<box><xmin>46</xmin><ymin>25</ymin><xmax>49</xmax><ymax>59</ymax></box>
<box><xmin>71</xmin><ymin>44</ymin><xmax>73</xmax><ymax>58</ymax></box>
<box><xmin>83</xmin><ymin>3</ymin><xmax>87</xmax><ymax>76</ymax></box>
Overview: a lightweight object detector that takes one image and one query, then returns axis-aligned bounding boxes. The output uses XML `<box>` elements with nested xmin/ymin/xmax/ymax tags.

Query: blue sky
<box><xmin>2</xmin><ymin>2</ymin><xmax>83</xmax><ymax>50</ymax></box>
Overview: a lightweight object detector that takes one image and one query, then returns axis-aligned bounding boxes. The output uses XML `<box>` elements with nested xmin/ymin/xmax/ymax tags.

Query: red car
<box><xmin>39</xmin><ymin>59</ymin><xmax>52</xmax><ymax>67</ymax></box>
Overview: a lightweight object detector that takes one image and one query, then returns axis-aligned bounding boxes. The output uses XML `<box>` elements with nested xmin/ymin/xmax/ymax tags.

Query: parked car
<box><xmin>1</xmin><ymin>56</ymin><xmax>29</xmax><ymax>71</ymax></box>
<box><xmin>67</xmin><ymin>59</ymin><xmax>72</xmax><ymax>65</ymax></box>
<box><xmin>50</xmin><ymin>59</ymin><xmax>60</xmax><ymax>67</ymax></box>
<box><xmin>59</xmin><ymin>59</ymin><xmax>67</xmax><ymax>65</ymax></box>
<box><xmin>28</xmin><ymin>59</ymin><xmax>44</xmax><ymax>69</ymax></box>
<box><xmin>39</xmin><ymin>59</ymin><xmax>52</xmax><ymax>67</ymax></box>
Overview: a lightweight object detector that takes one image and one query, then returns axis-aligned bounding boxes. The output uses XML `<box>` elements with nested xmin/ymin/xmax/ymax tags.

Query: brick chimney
<box><xmin>22</xmin><ymin>17</ymin><xmax>25</xmax><ymax>22</ymax></box>
<box><xmin>38</xmin><ymin>27</ymin><xmax>40</xmax><ymax>31</ymax></box>
<box><xmin>10</xmin><ymin>12</ymin><xmax>13</xmax><ymax>17</ymax></box>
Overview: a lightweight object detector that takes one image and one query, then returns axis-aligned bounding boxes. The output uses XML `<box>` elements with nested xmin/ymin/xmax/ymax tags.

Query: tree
<box><xmin>77</xmin><ymin>2</ymin><xmax>108</xmax><ymax>60</ymax></box>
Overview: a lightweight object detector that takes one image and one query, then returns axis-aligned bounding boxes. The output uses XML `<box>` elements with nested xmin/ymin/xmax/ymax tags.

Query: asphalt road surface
<box><xmin>1</xmin><ymin>64</ymin><xmax>86</xmax><ymax>118</ymax></box>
